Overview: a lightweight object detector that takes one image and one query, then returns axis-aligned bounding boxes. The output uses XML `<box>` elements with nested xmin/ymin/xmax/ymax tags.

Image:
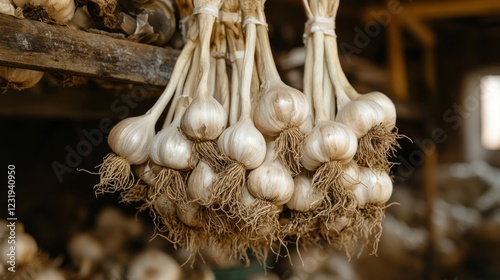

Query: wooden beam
<box><xmin>402</xmin><ymin>0</ymin><xmax>500</xmax><ymax>20</ymax></box>
<box><xmin>364</xmin><ymin>0</ymin><xmax>500</xmax><ymax>21</ymax></box>
<box><xmin>0</xmin><ymin>14</ymin><xmax>180</xmax><ymax>86</ymax></box>
<box><xmin>387</xmin><ymin>17</ymin><xmax>409</xmax><ymax>101</ymax></box>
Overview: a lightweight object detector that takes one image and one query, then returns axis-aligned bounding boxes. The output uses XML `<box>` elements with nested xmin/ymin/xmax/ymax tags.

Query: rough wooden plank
<box><xmin>0</xmin><ymin>14</ymin><xmax>180</xmax><ymax>86</ymax></box>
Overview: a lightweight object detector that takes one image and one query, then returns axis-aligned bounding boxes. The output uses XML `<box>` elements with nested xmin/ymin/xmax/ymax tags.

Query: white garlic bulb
<box><xmin>356</xmin><ymin>91</ymin><xmax>396</xmax><ymax>129</ymax></box>
<box><xmin>247</xmin><ymin>142</ymin><xmax>295</xmax><ymax>205</ymax></box>
<box><xmin>335</xmin><ymin>100</ymin><xmax>385</xmax><ymax>139</ymax></box>
<box><xmin>128</xmin><ymin>249</ymin><xmax>181</xmax><ymax>280</ymax></box>
<box><xmin>108</xmin><ymin>114</ymin><xmax>156</xmax><ymax>164</ymax></box>
<box><xmin>217</xmin><ymin>118</ymin><xmax>266</xmax><ymax>169</ymax></box>
<box><xmin>153</xmin><ymin>192</ymin><xmax>176</xmax><ymax>217</ymax></box>
<box><xmin>0</xmin><ymin>232</ymin><xmax>37</xmax><ymax>264</ymax></box>
<box><xmin>13</xmin><ymin>0</ymin><xmax>75</xmax><ymax>23</ymax></box>
<box><xmin>150</xmin><ymin>97</ymin><xmax>193</xmax><ymax>170</ymax></box>
<box><xmin>301</xmin><ymin>121</ymin><xmax>358</xmax><ymax>171</ymax></box>
<box><xmin>150</xmin><ymin>124</ymin><xmax>192</xmax><ymax>170</ymax></box>
<box><xmin>286</xmin><ymin>171</ymin><xmax>323</xmax><ymax>212</ymax></box>
<box><xmin>338</xmin><ymin>162</ymin><xmax>360</xmax><ymax>190</ymax></box>
<box><xmin>187</xmin><ymin>160</ymin><xmax>215</xmax><ymax>203</ymax></box>
<box><xmin>0</xmin><ymin>66</ymin><xmax>43</xmax><ymax>89</ymax></box>
<box><xmin>353</xmin><ymin>167</ymin><xmax>378</xmax><ymax>207</ymax></box>
<box><xmin>253</xmin><ymin>79</ymin><xmax>309</xmax><ymax>136</ymax></box>
<box><xmin>369</xmin><ymin>171</ymin><xmax>393</xmax><ymax>204</ymax></box>
<box><xmin>180</xmin><ymin>95</ymin><xmax>227</xmax><ymax>141</ymax></box>
<box><xmin>176</xmin><ymin>202</ymin><xmax>202</xmax><ymax>228</ymax></box>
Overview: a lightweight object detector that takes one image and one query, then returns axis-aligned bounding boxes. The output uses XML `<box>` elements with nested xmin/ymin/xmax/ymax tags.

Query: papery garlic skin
<box><xmin>301</xmin><ymin>121</ymin><xmax>358</xmax><ymax>171</ymax></box>
<box><xmin>150</xmin><ymin>125</ymin><xmax>193</xmax><ymax>170</ymax></box>
<box><xmin>0</xmin><ymin>66</ymin><xmax>44</xmax><ymax>89</ymax></box>
<box><xmin>187</xmin><ymin>160</ymin><xmax>215</xmax><ymax>202</ymax></box>
<box><xmin>13</xmin><ymin>0</ymin><xmax>75</xmax><ymax>23</ymax></box>
<box><xmin>339</xmin><ymin>162</ymin><xmax>360</xmax><ymax>190</ymax></box>
<box><xmin>369</xmin><ymin>171</ymin><xmax>393</xmax><ymax>204</ymax></box>
<box><xmin>253</xmin><ymin>80</ymin><xmax>309</xmax><ymax>136</ymax></box>
<box><xmin>180</xmin><ymin>95</ymin><xmax>227</xmax><ymax>140</ymax></box>
<box><xmin>240</xmin><ymin>185</ymin><xmax>257</xmax><ymax>207</ymax></box>
<box><xmin>354</xmin><ymin>167</ymin><xmax>378</xmax><ymax>207</ymax></box>
<box><xmin>217</xmin><ymin>118</ymin><xmax>266</xmax><ymax>169</ymax></box>
<box><xmin>108</xmin><ymin>114</ymin><xmax>156</xmax><ymax>164</ymax></box>
<box><xmin>247</xmin><ymin>159</ymin><xmax>295</xmax><ymax>205</ymax></box>
<box><xmin>286</xmin><ymin>172</ymin><xmax>323</xmax><ymax>212</ymax></box>
<box><xmin>356</xmin><ymin>91</ymin><xmax>396</xmax><ymax>129</ymax></box>
<box><xmin>153</xmin><ymin>192</ymin><xmax>176</xmax><ymax>217</ymax></box>
<box><xmin>336</xmin><ymin>100</ymin><xmax>385</xmax><ymax>139</ymax></box>
<box><xmin>176</xmin><ymin>202</ymin><xmax>202</xmax><ymax>228</ymax></box>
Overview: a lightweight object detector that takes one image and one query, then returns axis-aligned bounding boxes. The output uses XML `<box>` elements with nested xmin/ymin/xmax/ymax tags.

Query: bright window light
<box><xmin>480</xmin><ymin>75</ymin><xmax>500</xmax><ymax>150</ymax></box>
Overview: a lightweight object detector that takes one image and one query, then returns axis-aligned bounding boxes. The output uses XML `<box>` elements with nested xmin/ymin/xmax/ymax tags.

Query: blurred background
<box><xmin>1</xmin><ymin>0</ymin><xmax>500</xmax><ymax>279</ymax></box>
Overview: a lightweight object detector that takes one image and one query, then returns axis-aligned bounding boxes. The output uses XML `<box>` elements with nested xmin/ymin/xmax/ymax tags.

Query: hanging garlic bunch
<box><xmin>13</xmin><ymin>0</ymin><xmax>75</xmax><ymax>24</ymax></box>
<box><xmin>318</xmin><ymin>0</ymin><xmax>400</xmax><ymax>172</ymax></box>
<box><xmin>93</xmin><ymin>12</ymin><xmax>201</xmax><ymax>195</ymax></box>
<box><xmin>252</xmin><ymin>0</ymin><xmax>309</xmax><ymax>176</ymax></box>
<box><xmin>210</xmin><ymin>0</ymin><xmax>266</xmax><ymax>213</ymax></box>
<box><xmin>0</xmin><ymin>66</ymin><xmax>44</xmax><ymax>91</ymax></box>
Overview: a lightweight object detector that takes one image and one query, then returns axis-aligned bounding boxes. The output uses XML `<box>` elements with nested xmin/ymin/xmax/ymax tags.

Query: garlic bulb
<box><xmin>217</xmin><ymin>117</ymin><xmax>266</xmax><ymax>169</ymax></box>
<box><xmin>369</xmin><ymin>171</ymin><xmax>393</xmax><ymax>204</ymax></box>
<box><xmin>286</xmin><ymin>171</ymin><xmax>323</xmax><ymax>212</ymax></box>
<box><xmin>108</xmin><ymin>113</ymin><xmax>156</xmax><ymax>164</ymax></box>
<box><xmin>128</xmin><ymin>249</ymin><xmax>181</xmax><ymax>280</ymax></box>
<box><xmin>176</xmin><ymin>201</ymin><xmax>203</xmax><ymax>228</ymax></box>
<box><xmin>356</xmin><ymin>91</ymin><xmax>396</xmax><ymax>129</ymax></box>
<box><xmin>0</xmin><ymin>232</ymin><xmax>37</xmax><ymax>264</ymax></box>
<box><xmin>150</xmin><ymin>96</ymin><xmax>193</xmax><ymax>170</ymax></box>
<box><xmin>338</xmin><ymin>162</ymin><xmax>360</xmax><ymax>190</ymax></box>
<box><xmin>0</xmin><ymin>66</ymin><xmax>43</xmax><ymax>90</ymax></box>
<box><xmin>301</xmin><ymin>121</ymin><xmax>357</xmax><ymax>171</ymax></box>
<box><xmin>68</xmin><ymin>233</ymin><xmax>103</xmax><ymax>278</ymax></box>
<box><xmin>253</xmin><ymin>80</ymin><xmax>309</xmax><ymax>136</ymax></box>
<box><xmin>352</xmin><ymin>175</ymin><xmax>372</xmax><ymax>208</ymax></box>
<box><xmin>335</xmin><ymin>100</ymin><xmax>385</xmax><ymax>140</ymax></box>
<box><xmin>187</xmin><ymin>160</ymin><xmax>215</xmax><ymax>203</ymax></box>
<box><xmin>247</xmin><ymin>141</ymin><xmax>294</xmax><ymax>205</ymax></box>
<box><xmin>180</xmin><ymin>94</ymin><xmax>227</xmax><ymax>141</ymax></box>
<box><xmin>13</xmin><ymin>0</ymin><xmax>75</xmax><ymax>24</ymax></box>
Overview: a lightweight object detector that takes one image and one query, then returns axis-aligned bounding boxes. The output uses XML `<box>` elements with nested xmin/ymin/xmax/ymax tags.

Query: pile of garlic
<box><xmin>93</xmin><ymin>0</ymin><xmax>400</xmax><ymax>263</ymax></box>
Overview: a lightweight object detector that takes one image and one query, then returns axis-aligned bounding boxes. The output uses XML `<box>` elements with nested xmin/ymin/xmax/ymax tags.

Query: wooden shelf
<box><xmin>0</xmin><ymin>14</ymin><xmax>180</xmax><ymax>86</ymax></box>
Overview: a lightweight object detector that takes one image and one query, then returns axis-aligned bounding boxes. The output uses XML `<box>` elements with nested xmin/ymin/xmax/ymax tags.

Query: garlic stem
<box><xmin>255</xmin><ymin>15</ymin><xmax>280</xmax><ymax>82</ymax></box>
<box><xmin>194</xmin><ymin>1</ymin><xmax>220</xmax><ymax>98</ymax></box>
<box><xmin>147</xmin><ymin>25</ymin><xmax>199</xmax><ymax>121</ymax></box>
<box><xmin>225</xmin><ymin>24</ymin><xmax>242</xmax><ymax>125</ymax></box>
<box><xmin>312</xmin><ymin>29</ymin><xmax>327</xmax><ymax>124</ymax></box>
<box><xmin>325</xmin><ymin>33</ymin><xmax>351</xmax><ymax>109</ymax></box>
<box><xmin>303</xmin><ymin>35</ymin><xmax>314</xmax><ymax>120</ymax></box>
<box><xmin>164</xmin><ymin>50</ymin><xmax>194</xmax><ymax>126</ymax></box>
<box><xmin>239</xmin><ymin>16</ymin><xmax>257</xmax><ymax>119</ymax></box>
<box><xmin>215</xmin><ymin>23</ymin><xmax>230</xmax><ymax>112</ymax></box>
